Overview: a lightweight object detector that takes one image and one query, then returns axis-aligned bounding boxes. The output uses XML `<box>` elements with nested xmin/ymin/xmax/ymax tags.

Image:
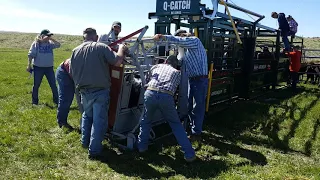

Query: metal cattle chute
<box><xmin>102</xmin><ymin>26</ymin><xmax>189</xmax><ymax>150</ymax></box>
<box><xmin>100</xmin><ymin>0</ymin><xmax>306</xmax><ymax>149</ymax></box>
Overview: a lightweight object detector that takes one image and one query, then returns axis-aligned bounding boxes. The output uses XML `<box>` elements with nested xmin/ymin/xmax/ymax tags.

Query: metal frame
<box><xmin>103</xmin><ymin>0</ymin><xmax>307</xmax><ymax>149</ymax></box>
<box><xmin>147</xmin><ymin>0</ymin><xmax>291</xmax><ymax>106</ymax></box>
<box><xmin>103</xmin><ymin>26</ymin><xmax>192</xmax><ymax>150</ymax></box>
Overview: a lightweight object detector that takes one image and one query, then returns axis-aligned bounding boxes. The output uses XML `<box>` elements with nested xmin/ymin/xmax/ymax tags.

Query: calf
<box><xmin>304</xmin><ymin>65</ymin><xmax>320</xmax><ymax>84</ymax></box>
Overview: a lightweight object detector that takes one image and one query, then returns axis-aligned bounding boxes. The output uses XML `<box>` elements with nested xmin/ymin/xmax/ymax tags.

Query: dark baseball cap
<box><xmin>166</xmin><ymin>55</ymin><xmax>179</xmax><ymax>68</ymax></box>
<box><xmin>40</xmin><ymin>29</ymin><xmax>53</xmax><ymax>36</ymax></box>
<box><xmin>112</xmin><ymin>21</ymin><xmax>121</xmax><ymax>28</ymax></box>
<box><xmin>83</xmin><ymin>27</ymin><xmax>97</xmax><ymax>35</ymax></box>
<box><xmin>174</xmin><ymin>29</ymin><xmax>187</xmax><ymax>36</ymax></box>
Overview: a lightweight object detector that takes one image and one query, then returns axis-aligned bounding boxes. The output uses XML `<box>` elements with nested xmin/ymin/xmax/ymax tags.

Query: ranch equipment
<box><xmin>100</xmin><ymin>25</ymin><xmax>192</xmax><ymax>149</ymax></box>
<box><xmin>101</xmin><ymin>0</ymin><xmax>305</xmax><ymax>150</ymax></box>
<box><xmin>148</xmin><ymin>0</ymin><xmax>295</xmax><ymax>108</ymax></box>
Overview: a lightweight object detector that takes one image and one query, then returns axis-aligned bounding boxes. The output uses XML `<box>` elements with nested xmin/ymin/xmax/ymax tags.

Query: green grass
<box><xmin>0</xmin><ymin>32</ymin><xmax>320</xmax><ymax>179</ymax></box>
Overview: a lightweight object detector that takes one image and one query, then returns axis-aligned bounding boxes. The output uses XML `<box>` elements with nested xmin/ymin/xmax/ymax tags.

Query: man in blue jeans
<box><xmin>138</xmin><ymin>55</ymin><xmax>196</xmax><ymax>162</ymax></box>
<box><xmin>56</xmin><ymin>58</ymin><xmax>83</xmax><ymax>131</ymax></box>
<box><xmin>153</xmin><ymin>30</ymin><xmax>208</xmax><ymax>141</ymax></box>
<box><xmin>272</xmin><ymin>12</ymin><xmax>290</xmax><ymax>51</ymax></box>
<box><xmin>70</xmin><ymin>27</ymin><xmax>128</xmax><ymax>160</ymax></box>
<box><xmin>27</xmin><ymin>29</ymin><xmax>60</xmax><ymax>105</ymax></box>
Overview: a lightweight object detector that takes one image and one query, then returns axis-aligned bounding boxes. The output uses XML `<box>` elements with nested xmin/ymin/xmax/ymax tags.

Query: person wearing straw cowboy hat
<box><xmin>153</xmin><ymin>29</ymin><xmax>208</xmax><ymax>142</ymax></box>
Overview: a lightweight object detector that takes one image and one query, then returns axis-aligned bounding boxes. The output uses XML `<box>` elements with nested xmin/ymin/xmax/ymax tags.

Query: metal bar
<box><xmin>304</xmin><ymin>57</ymin><xmax>320</xmax><ymax>59</ymax></box>
<box><xmin>256</xmin><ymin>24</ymin><xmax>277</xmax><ymax>32</ymax></box>
<box><xmin>212</xmin><ymin>33</ymin><xmax>240</xmax><ymax>39</ymax></box>
<box><xmin>257</xmin><ymin>34</ymin><xmax>278</xmax><ymax>37</ymax></box>
<box><xmin>298</xmin><ymin>72</ymin><xmax>320</xmax><ymax>75</ymax></box>
<box><xmin>254</xmin><ymin>16</ymin><xmax>265</xmax><ymax>25</ymax></box>
<box><xmin>218</xmin><ymin>21</ymin><xmax>245</xmax><ymax>31</ymax></box>
<box><xmin>216</xmin><ymin>12</ymin><xmax>253</xmax><ymax>26</ymax></box>
<box><xmin>219</xmin><ymin>0</ymin><xmax>264</xmax><ymax>18</ymax></box>
<box><xmin>303</xmin><ymin>49</ymin><xmax>320</xmax><ymax>51</ymax></box>
<box><xmin>206</xmin><ymin>63</ymin><xmax>214</xmax><ymax>112</ymax></box>
<box><xmin>109</xmin><ymin>26</ymin><xmax>146</xmax><ymax>47</ymax></box>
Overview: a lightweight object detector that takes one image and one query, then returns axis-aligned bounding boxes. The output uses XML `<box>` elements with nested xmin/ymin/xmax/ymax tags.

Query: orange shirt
<box><xmin>287</xmin><ymin>50</ymin><xmax>301</xmax><ymax>72</ymax></box>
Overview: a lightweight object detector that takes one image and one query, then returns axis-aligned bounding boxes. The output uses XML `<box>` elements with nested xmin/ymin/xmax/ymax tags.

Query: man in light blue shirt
<box><xmin>153</xmin><ymin>30</ymin><xmax>208</xmax><ymax>141</ymax></box>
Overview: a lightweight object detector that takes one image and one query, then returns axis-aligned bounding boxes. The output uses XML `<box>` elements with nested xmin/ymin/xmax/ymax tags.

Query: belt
<box><xmin>147</xmin><ymin>87</ymin><xmax>174</xmax><ymax>96</ymax></box>
<box><xmin>60</xmin><ymin>62</ymin><xmax>73</xmax><ymax>78</ymax></box>
<box><xmin>189</xmin><ymin>75</ymin><xmax>208</xmax><ymax>81</ymax></box>
<box><xmin>60</xmin><ymin>64</ymin><xmax>67</xmax><ymax>71</ymax></box>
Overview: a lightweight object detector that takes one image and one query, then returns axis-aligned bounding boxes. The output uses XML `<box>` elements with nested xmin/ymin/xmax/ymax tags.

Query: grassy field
<box><xmin>0</xmin><ymin>32</ymin><xmax>320</xmax><ymax>179</ymax></box>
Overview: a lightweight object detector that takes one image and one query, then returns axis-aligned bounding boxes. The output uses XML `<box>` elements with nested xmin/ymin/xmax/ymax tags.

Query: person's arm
<box><xmin>49</xmin><ymin>37</ymin><xmax>61</xmax><ymax>49</ymax></box>
<box><xmin>98</xmin><ymin>34</ymin><xmax>108</xmax><ymax>43</ymax></box>
<box><xmin>101</xmin><ymin>43</ymin><xmax>127</xmax><ymax>67</ymax></box>
<box><xmin>154</xmin><ymin>34</ymin><xmax>199</xmax><ymax>49</ymax></box>
<box><xmin>173</xmin><ymin>70</ymin><xmax>181</xmax><ymax>93</ymax></box>
<box><xmin>27</xmin><ymin>41</ymin><xmax>37</xmax><ymax>71</ymax></box>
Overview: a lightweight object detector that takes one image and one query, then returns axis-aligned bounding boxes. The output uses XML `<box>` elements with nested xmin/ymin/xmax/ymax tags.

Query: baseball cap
<box><xmin>174</xmin><ymin>29</ymin><xmax>187</xmax><ymax>36</ymax></box>
<box><xmin>40</xmin><ymin>29</ymin><xmax>53</xmax><ymax>36</ymax></box>
<box><xmin>112</xmin><ymin>21</ymin><xmax>121</xmax><ymax>28</ymax></box>
<box><xmin>83</xmin><ymin>27</ymin><xmax>97</xmax><ymax>35</ymax></box>
<box><xmin>166</xmin><ymin>55</ymin><xmax>179</xmax><ymax>68</ymax></box>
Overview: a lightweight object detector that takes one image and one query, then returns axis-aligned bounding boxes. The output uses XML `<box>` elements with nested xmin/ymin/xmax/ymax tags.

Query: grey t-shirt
<box><xmin>28</xmin><ymin>41</ymin><xmax>61</xmax><ymax>67</ymax></box>
<box><xmin>70</xmin><ymin>41</ymin><xmax>117</xmax><ymax>90</ymax></box>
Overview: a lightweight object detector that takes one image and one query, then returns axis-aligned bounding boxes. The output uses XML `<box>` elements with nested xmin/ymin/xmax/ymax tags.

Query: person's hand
<box><xmin>119</xmin><ymin>43</ymin><xmax>129</xmax><ymax>55</ymax></box>
<box><xmin>26</xmin><ymin>64</ymin><xmax>32</xmax><ymax>73</ymax></box>
<box><xmin>42</xmin><ymin>36</ymin><xmax>50</xmax><ymax>41</ymax></box>
<box><xmin>153</xmin><ymin>34</ymin><xmax>163</xmax><ymax>41</ymax></box>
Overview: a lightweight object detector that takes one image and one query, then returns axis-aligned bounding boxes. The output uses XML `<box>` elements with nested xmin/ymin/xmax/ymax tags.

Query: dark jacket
<box><xmin>278</xmin><ymin>13</ymin><xmax>290</xmax><ymax>34</ymax></box>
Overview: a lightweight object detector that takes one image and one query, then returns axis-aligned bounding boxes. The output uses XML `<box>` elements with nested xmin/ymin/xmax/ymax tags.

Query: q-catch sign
<box><xmin>155</xmin><ymin>0</ymin><xmax>200</xmax><ymax>16</ymax></box>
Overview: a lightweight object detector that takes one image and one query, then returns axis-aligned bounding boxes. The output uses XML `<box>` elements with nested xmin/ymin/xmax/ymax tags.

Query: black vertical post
<box><xmin>240</xmin><ymin>29</ymin><xmax>256</xmax><ymax>99</ymax></box>
<box><xmin>207</xmin><ymin>20</ymin><xmax>214</xmax><ymax>65</ymax></box>
<box><xmin>155</xmin><ymin>22</ymin><xmax>168</xmax><ymax>57</ymax></box>
<box><xmin>224</xmin><ymin>0</ymin><xmax>228</xmax><ymax>14</ymax></box>
<box><xmin>272</xmin><ymin>30</ymin><xmax>281</xmax><ymax>90</ymax></box>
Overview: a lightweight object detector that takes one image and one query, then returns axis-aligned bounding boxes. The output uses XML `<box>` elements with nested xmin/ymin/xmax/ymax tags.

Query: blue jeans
<box><xmin>56</xmin><ymin>66</ymin><xmax>83</xmax><ymax>126</ymax></box>
<box><xmin>32</xmin><ymin>66</ymin><xmax>58</xmax><ymax>105</ymax></box>
<box><xmin>80</xmin><ymin>88</ymin><xmax>109</xmax><ymax>156</ymax></box>
<box><xmin>138</xmin><ymin>90</ymin><xmax>195</xmax><ymax>159</ymax></box>
<box><xmin>188</xmin><ymin>78</ymin><xmax>209</xmax><ymax>135</ymax></box>
<box><xmin>281</xmin><ymin>32</ymin><xmax>290</xmax><ymax>51</ymax></box>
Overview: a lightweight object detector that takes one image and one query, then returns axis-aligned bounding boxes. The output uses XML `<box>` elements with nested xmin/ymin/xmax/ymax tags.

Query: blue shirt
<box><xmin>164</xmin><ymin>35</ymin><xmax>208</xmax><ymax>78</ymax></box>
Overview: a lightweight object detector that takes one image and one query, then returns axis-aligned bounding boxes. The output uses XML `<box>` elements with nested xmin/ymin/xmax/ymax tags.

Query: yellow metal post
<box><xmin>219</xmin><ymin>0</ymin><xmax>242</xmax><ymax>44</ymax></box>
<box><xmin>206</xmin><ymin>63</ymin><xmax>214</xmax><ymax>112</ymax></box>
<box><xmin>194</xmin><ymin>28</ymin><xmax>198</xmax><ymax>37</ymax></box>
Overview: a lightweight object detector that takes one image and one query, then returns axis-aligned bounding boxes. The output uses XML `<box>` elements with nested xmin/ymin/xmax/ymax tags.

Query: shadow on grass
<box><xmin>207</xmin><ymin>86</ymin><xmax>320</xmax><ymax>155</ymax></box>
<box><xmin>100</xmin><ymin>140</ymin><xmax>229</xmax><ymax>179</ymax></box>
<box><xmin>101</xmin><ymin>127</ymin><xmax>267</xmax><ymax>178</ymax></box>
<box><xmin>93</xmin><ymin>85</ymin><xmax>318</xmax><ymax>179</ymax></box>
<box><xmin>305</xmin><ymin>119</ymin><xmax>320</xmax><ymax>156</ymax></box>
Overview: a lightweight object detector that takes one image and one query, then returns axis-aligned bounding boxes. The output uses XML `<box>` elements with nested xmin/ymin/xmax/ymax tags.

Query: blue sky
<box><xmin>0</xmin><ymin>0</ymin><xmax>318</xmax><ymax>37</ymax></box>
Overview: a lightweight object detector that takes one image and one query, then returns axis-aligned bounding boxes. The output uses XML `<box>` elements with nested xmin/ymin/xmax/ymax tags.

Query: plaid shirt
<box><xmin>164</xmin><ymin>35</ymin><xmax>208</xmax><ymax>78</ymax></box>
<box><xmin>146</xmin><ymin>64</ymin><xmax>181</xmax><ymax>94</ymax></box>
<box><xmin>289</xmin><ymin>20</ymin><xmax>298</xmax><ymax>33</ymax></box>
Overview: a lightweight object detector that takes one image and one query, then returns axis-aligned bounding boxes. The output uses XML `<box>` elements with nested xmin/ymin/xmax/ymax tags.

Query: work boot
<box><xmin>59</xmin><ymin>123</ymin><xmax>74</xmax><ymax>131</ymax></box>
<box><xmin>185</xmin><ymin>156</ymin><xmax>197</xmax><ymax>163</ymax></box>
<box><xmin>188</xmin><ymin>134</ymin><xmax>202</xmax><ymax>142</ymax></box>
